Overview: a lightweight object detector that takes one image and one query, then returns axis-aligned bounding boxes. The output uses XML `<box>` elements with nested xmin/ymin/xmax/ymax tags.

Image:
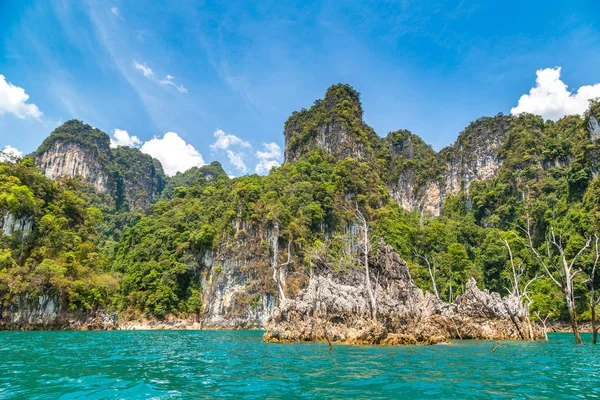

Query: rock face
<box><xmin>282</xmin><ymin>85</ymin><xmax>512</xmax><ymax>217</ymax></box>
<box><xmin>0</xmin><ymin>293</ymin><xmax>118</xmax><ymax>330</ymax></box>
<box><xmin>588</xmin><ymin>116</ymin><xmax>600</xmax><ymax>142</ymax></box>
<box><xmin>381</xmin><ymin>117</ymin><xmax>512</xmax><ymax>217</ymax></box>
<box><xmin>37</xmin><ymin>141</ymin><xmax>110</xmax><ymax>192</ymax></box>
<box><xmin>420</xmin><ymin>116</ymin><xmax>510</xmax><ymax>216</ymax></box>
<box><xmin>34</xmin><ymin>120</ymin><xmax>166</xmax><ymax>211</ymax></box>
<box><xmin>199</xmin><ymin>222</ymin><xmax>277</xmax><ymax>329</ymax></box>
<box><xmin>264</xmin><ymin>243</ymin><xmax>541</xmax><ymax>344</ymax></box>
<box><xmin>1</xmin><ymin>212</ymin><xmax>33</xmax><ymax>238</ymax></box>
<box><xmin>112</xmin><ymin>146</ymin><xmax>166</xmax><ymax>210</ymax></box>
<box><xmin>284</xmin><ymin>84</ymin><xmax>377</xmax><ymax>163</ymax></box>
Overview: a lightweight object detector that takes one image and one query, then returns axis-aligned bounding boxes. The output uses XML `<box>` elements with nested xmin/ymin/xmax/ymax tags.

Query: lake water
<box><xmin>0</xmin><ymin>331</ymin><xmax>598</xmax><ymax>399</ymax></box>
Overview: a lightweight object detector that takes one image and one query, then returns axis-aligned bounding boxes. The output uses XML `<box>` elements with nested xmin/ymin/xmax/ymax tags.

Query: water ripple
<box><xmin>0</xmin><ymin>331</ymin><xmax>599</xmax><ymax>399</ymax></box>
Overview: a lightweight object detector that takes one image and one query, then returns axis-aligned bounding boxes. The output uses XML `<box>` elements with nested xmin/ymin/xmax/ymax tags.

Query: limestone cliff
<box><xmin>112</xmin><ymin>146</ymin><xmax>166</xmax><ymax>210</ymax></box>
<box><xmin>34</xmin><ymin>120</ymin><xmax>166</xmax><ymax>211</ymax></box>
<box><xmin>0</xmin><ymin>292</ymin><xmax>117</xmax><ymax>330</ymax></box>
<box><xmin>282</xmin><ymin>85</ymin><xmax>519</xmax><ymax>217</ymax></box>
<box><xmin>36</xmin><ymin>125</ymin><xmax>111</xmax><ymax>192</ymax></box>
<box><xmin>402</xmin><ymin>116</ymin><xmax>511</xmax><ymax>216</ymax></box>
<box><xmin>284</xmin><ymin>84</ymin><xmax>378</xmax><ymax>163</ymax></box>
<box><xmin>199</xmin><ymin>222</ymin><xmax>278</xmax><ymax>328</ymax></box>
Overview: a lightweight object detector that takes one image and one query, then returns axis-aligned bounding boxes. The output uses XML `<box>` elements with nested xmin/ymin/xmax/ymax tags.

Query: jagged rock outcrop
<box><xmin>34</xmin><ymin>120</ymin><xmax>166</xmax><ymax>211</ymax></box>
<box><xmin>0</xmin><ymin>292</ymin><xmax>118</xmax><ymax>330</ymax></box>
<box><xmin>282</xmin><ymin>85</ymin><xmax>513</xmax><ymax>217</ymax></box>
<box><xmin>284</xmin><ymin>84</ymin><xmax>378</xmax><ymax>163</ymax></box>
<box><xmin>264</xmin><ymin>243</ymin><xmax>541</xmax><ymax>344</ymax></box>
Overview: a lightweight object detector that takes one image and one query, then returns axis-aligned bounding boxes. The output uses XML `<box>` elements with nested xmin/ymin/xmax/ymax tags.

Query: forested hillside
<box><xmin>1</xmin><ymin>84</ymin><xmax>600</xmax><ymax>338</ymax></box>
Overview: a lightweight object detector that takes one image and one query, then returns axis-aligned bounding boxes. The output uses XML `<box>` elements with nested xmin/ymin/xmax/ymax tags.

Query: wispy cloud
<box><xmin>133</xmin><ymin>59</ymin><xmax>188</xmax><ymax>93</ymax></box>
<box><xmin>133</xmin><ymin>60</ymin><xmax>154</xmax><ymax>78</ymax></box>
<box><xmin>160</xmin><ymin>75</ymin><xmax>187</xmax><ymax>93</ymax></box>
<box><xmin>110</xmin><ymin>7</ymin><xmax>119</xmax><ymax>16</ymax></box>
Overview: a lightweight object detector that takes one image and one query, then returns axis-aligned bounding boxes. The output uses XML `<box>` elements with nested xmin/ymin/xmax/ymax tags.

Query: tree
<box><xmin>589</xmin><ymin>235</ymin><xmax>600</xmax><ymax>344</ymax></box>
<box><xmin>270</xmin><ymin>221</ymin><xmax>291</xmax><ymax>301</ymax></box>
<box><xmin>355</xmin><ymin>205</ymin><xmax>377</xmax><ymax>320</ymax></box>
<box><xmin>413</xmin><ymin>249</ymin><xmax>439</xmax><ymax>299</ymax></box>
<box><xmin>501</xmin><ymin>237</ymin><xmax>538</xmax><ymax>340</ymax></box>
<box><xmin>517</xmin><ymin>217</ymin><xmax>590</xmax><ymax>344</ymax></box>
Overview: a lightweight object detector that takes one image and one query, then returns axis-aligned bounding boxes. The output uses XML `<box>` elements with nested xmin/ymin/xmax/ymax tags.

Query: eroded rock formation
<box><xmin>264</xmin><ymin>243</ymin><xmax>541</xmax><ymax>344</ymax></box>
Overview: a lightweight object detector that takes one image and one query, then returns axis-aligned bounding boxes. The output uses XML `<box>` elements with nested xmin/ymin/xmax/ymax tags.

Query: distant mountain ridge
<box><xmin>33</xmin><ymin>120</ymin><xmax>227</xmax><ymax>211</ymax></box>
<box><xmin>284</xmin><ymin>84</ymin><xmax>600</xmax><ymax>217</ymax></box>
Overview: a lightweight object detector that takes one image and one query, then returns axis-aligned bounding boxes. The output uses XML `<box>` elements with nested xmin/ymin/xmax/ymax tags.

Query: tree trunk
<box><xmin>567</xmin><ymin>295</ymin><xmax>582</xmax><ymax>344</ymax></box>
<box><xmin>364</xmin><ymin>229</ymin><xmax>377</xmax><ymax>320</ymax></box>
<box><xmin>592</xmin><ymin>303</ymin><xmax>598</xmax><ymax>345</ymax></box>
<box><xmin>271</xmin><ymin>222</ymin><xmax>286</xmax><ymax>301</ymax></box>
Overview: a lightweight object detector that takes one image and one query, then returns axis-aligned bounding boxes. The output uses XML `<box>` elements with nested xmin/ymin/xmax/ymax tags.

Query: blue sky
<box><xmin>1</xmin><ymin>0</ymin><xmax>600</xmax><ymax>176</ymax></box>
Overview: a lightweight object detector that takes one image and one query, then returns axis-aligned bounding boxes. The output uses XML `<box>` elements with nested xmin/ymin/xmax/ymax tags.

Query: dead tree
<box><xmin>413</xmin><ymin>249</ymin><xmax>440</xmax><ymax>299</ymax></box>
<box><xmin>355</xmin><ymin>205</ymin><xmax>377</xmax><ymax>320</ymax></box>
<box><xmin>534</xmin><ymin>311</ymin><xmax>551</xmax><ymax>341</ymax></box>
<box><xmin>270</xmin><ymin>221</ymin><xmax>292</xmax><ymax>301</ymax></box>
<box><xmin>589</xmin><ymin>235</ymin><xmax>600</xmax><ymax>344</ymax></box>
<box><xmin>516</xmin><ymin>217</ymin><xmax>590</xmax><ymax>344</ymax></box>
<box><xmin>501</xmin><ymin>238</ymin><xmax>538</xmax><ymax>340</ymax></box>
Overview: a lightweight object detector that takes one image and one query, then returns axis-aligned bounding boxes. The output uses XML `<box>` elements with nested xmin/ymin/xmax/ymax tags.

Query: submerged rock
<box><xmin>264</xmin><ymin>243</ymin><xmax>542</xmax><ymax>345</ymax></box>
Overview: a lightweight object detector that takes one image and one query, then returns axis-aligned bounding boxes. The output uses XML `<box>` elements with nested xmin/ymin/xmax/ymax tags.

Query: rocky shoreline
<box><xmin>263</xmin><ymin>243</ymin><xmax>544</xmax><ymax>345</ymax></box>
<box><xmin>0</xmin><ymin>246</ymin><xmax>591</xmax><ymax>339</ymax></box>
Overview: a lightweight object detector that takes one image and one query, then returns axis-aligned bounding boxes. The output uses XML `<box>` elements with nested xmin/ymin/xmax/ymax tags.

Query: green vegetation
<box><xmin>0</xmin><ymin>158</ymin><xmax>117</xmax><ymax>311</ymax></box>
<box><xmin>157</xmin><ymin>161</ymin><xmax>227</xmax><ymax>201</ymax></box>
<box><xmin>285</xmin><ymin>84</ymin><xmax>379</xmax><ymax>161</ymax></box>
<box><xmin>2</xmin><ymin>86</ymin><xmax>600</xmax><ymax>335</ymax></box>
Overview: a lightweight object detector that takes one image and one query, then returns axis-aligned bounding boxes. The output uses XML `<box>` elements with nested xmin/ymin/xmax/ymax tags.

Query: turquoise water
<box><xmin>0</xmin><ymin>331</ymin><xmax>598</xmax><ymax>399</ymax></box>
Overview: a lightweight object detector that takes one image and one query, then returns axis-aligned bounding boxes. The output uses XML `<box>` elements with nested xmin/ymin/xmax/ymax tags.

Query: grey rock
<box><xmin>588</xmin><ymin>116</ymin><xmax>600</xmax><ymax>142</ymax></box>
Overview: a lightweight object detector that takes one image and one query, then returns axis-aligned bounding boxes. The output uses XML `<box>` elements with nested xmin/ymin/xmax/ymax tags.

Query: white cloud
<box><xmin>141</xmin><ymin>132</ymin><xmax>205</xmax><ymax>176</ymax></box>
<box><xmin>255</xmin><ymin>159</ymin><xmax>280</xmax><ymax>174</ymax></box>
<box><xmin>511</xmin><ymin>67</ymin><xmax>600</xmax><ymax>121</ymax></box>
<box><xmin>256</xmin><ymin>142</ymin><xmax>281</xmax><ymax>160</ymax></box>
<box><xmin>133</xmin><ymin>60</ymin><xmax>154</xmax><ymax>78</ymax></box>
<box><xmin>160</xmin><ymin>75</ymin><xmax>187</xmax><ymax>93</ymax></box>
<box><xmin>133</xmin><ymin>60</ymin><xmax>188</xmax><ymax>93</ymax></box>
<box><xmin>0</xmin><ymin>75</ymin><xmax>42</xmax><ymax>119</ymax></box>
<box><xmin>226</xmin><ymin>150</ymin><xmax>247</xmax><ymax>173</ymax></box>
<box><xmin>0</xmin><ymin>145</ymin><xmax>22</xmax><ymax>162</ymax></box>
<box><xmin>110</xmin><ymin>129</ymin><xmax>142</xmax><ymax>148</ymax></box>
<box><xmin>210</xmin><ymin>129</ymin><xmax>251</xmax><ymax>150</ymax></box>
<box><xmin>255</xmin><ymin>142</ymin><xmax>281</xmax><ymax>174</ymax></box>
<box><xmin>110</xmin><ymin>7</ymin><xmax>119</xmax><ymax>16</ymax></box>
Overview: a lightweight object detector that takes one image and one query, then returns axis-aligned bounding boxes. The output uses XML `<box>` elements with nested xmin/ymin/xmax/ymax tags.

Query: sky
<box><xmin>1</xmin><ymin>0</ymin><xmax>600</xmax><ymax>176</ymax></box>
